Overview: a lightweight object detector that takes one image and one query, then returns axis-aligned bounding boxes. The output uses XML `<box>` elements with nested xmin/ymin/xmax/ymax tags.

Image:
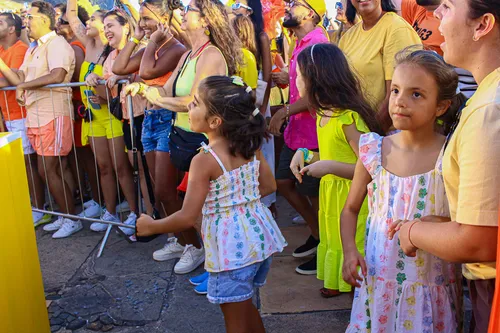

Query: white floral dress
<box><xmin>347</xmin><ymin>133</ymin><xmax>462</xmax><ymax>333</ymax></box>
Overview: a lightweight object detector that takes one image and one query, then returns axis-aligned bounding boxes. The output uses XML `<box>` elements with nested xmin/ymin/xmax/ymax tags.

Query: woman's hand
<box><xmin>143</xmin><ymin>87</ymin><xmax>161</xmax><ymax>105</ymax></box>
<box><xmin>271</xmin><ymin>70</ymin><xmax>289</xmax><ymax>86</ymax></box>
<box><xmin>136</xmin><ymin>213</ymin><xmax>157</xmax><ymax>237</ymax></box>
<box><xmin>124</xmin><ymin>82</ymin><xmax>147</xmax><ymax>97</ymax></box>
<box><xmin>269</xmin><ymin>108</ymin><xmax>286</xmax><ymax>136</ymax></box>
<box><xmin>106</xmin><ymin>75</ymin><xmax>120</xmax><ymax>90</ymax></box>
<box><xmin>342</xmin><ymin>249</ymin><xmax>367</xmax><ymax>288</ymax></box>
<box><xmin>336</xmin><ymin>8</ymin><xmax>348</xmax><ymax>24</ymax></box>
<box><xmin>150</xmin><ymin>22</ymin><xmax>172</xmax><ymax>45</ymax></box>
<box><xmin>398</xmin><ymin>221</ymin><xmax>419</xmax><ymax>257</ymax></box>
<box><xmin>88</xmin><ymin>95</ymin><xmax>104</xmax><ymax>105</ymax></box>
<box><xmin>16</xmin><ymin>87</ymin><xmax>25</xmax><ymax>106</ymax></box>
<box><xmin>133</xmin><ymin>21</ymin><xmax>145</xmax><ymax>41</ymax></box>
<box><xmin>85</xmin><ymin>73</ymin><xmax>101</xmax><ymax>87</ymax></box>
<box><xmin>300</xmin><ymin>160</ymin><xmax>331</xmax><ymax>179</ymax></box>
<box><xmin>290</xmin><ymin>150</ymin><xmax>305</xmax><ymax>183</ymax></box>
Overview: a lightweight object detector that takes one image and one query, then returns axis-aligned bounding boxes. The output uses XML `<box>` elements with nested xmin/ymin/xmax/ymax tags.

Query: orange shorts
<box><xmin>27</xmin><ymin>116</ymin><xmax>73</xmax><ymax>156</ymax></box>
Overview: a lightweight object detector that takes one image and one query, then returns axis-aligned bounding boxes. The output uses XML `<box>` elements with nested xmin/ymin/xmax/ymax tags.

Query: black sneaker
<box><xmin>293</xmin><ymin>235</ymin><xmax>319</xmax><ymax>258</ymax></box>
<box><xmin>295</xmin><ymin>255</ymin><xmax>317</xmax><ymax>275</ymax></box>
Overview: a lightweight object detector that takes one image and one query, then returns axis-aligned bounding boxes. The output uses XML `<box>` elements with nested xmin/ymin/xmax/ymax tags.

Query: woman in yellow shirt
<box><xmin>339</xmin><ymin>0</ymin><xmax>421</xmax><ymax>132</ymax></box>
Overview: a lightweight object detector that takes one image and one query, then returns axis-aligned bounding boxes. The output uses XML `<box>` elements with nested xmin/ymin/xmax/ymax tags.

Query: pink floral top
<box><xmin>347</xmin><ymin>133</ymin><xmax>462</xmax><ymax>333</ymax></box>
<box><xmin>200</xmin><ymin>143</ymin><xmax>287</xmax><ymax>273</ymax></box>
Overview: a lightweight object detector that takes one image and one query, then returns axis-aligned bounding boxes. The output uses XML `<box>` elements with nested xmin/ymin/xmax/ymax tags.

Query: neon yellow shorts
<box><xmin>81</xmin><ymin>109</ymin><xmax>123</xmax><ymax>146</ymax></box>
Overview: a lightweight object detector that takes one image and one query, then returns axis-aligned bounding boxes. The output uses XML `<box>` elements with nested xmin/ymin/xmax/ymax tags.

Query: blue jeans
<box><xmin>207</xmin><ymin>256</ymin><xmax>273</xmax><ymax>304</ymax></box>
<box><xmin>141</xmin><ymin>109</ymin><xmax>173</xmax><ymax>153</ymax></box>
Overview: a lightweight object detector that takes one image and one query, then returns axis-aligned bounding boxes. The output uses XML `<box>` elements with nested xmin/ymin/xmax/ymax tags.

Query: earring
<box><xmin>204</xmin><ymin>28</ymin><xmax>210</xmax><ymax>36</ymax></box>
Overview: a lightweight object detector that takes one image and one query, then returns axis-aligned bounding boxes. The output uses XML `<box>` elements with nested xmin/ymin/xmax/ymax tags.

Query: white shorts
<box><xmin>5</xmin><ymin>118</ymin><xmax>36</xmax><ymax>155</ymax></box>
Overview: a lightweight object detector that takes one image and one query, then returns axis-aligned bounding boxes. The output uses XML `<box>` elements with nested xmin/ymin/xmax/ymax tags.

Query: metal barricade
<box><xmin>0</xmin><ymin>80</ymin><xmax>142</xmax><ymax>257</ymax></box>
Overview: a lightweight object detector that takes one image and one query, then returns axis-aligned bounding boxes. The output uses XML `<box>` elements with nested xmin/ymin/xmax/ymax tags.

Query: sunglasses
<box><xmin>58</xmin><ymin>17</ymin><xmax>69</xmax><ymax>25</ymax></box>
<box><xmin>231</xmin><ymin>3</ymin><xmax>253</xmax><ymax>13</ymax></box>
<box><xmin>183</xmin><ymin>5</ymin><xmax>201</xmax><ymax>14</ymax></box>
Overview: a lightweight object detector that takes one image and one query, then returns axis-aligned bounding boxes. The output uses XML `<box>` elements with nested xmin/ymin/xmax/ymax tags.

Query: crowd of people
<box><xmin>0</xmin><ymin>0</ymin><xmax>499</xmax><ymax>332</ymax></box>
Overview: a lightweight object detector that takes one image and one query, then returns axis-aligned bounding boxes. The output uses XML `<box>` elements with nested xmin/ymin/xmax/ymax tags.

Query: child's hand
<box><xmin>342</xmin><ymin>249</ymin><xmax>367</xmax><ymax>288</ymax></box>
<box><xmin>300</xmin><ymin>160</ymin><xmax>330</xmax><ymax>179</ymax></box>
<box><xmin>136</xmin><ymin>214</ymin><xmax>156</xmax><ymax>237</ymax></box>
<box><xmin>289</xmin><ymin>150</ymin><xmax>305</xmax><ymax>183</ymax></box>
<box><xmin>387</xmin><ymin>219</ymin><xmax>409</xmax><ymax>240</ymax></box>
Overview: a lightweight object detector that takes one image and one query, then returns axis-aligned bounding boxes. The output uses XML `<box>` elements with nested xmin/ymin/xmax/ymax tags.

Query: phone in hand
<box><xmin>335</xmin><ymin>2</ymin><xmax>343</xmax><ymax>10</ymax></box>
<box><xmin>84</xmin><ymin>90</ymin><xmax>102</xmax><ymax>110</ymax></box>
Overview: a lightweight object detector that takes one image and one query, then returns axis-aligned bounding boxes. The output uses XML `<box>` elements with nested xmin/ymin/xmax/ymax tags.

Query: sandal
<box><xmin>320</xmin><ymin>288</ymin><xmax>342</xmax><ymax>298</ymax></box>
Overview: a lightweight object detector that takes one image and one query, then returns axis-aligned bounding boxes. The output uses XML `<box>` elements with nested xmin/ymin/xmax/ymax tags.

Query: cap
<box><xmin>304</xmin><ymin>0</ymin><xmax>326</xmax><ymax>18</ymax></box>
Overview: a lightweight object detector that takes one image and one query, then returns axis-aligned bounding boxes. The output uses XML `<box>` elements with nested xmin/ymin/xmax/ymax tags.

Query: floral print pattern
<box><xmin>200</xmin><ymin>143</ymin><xmax>287</xmax><ymax>273</ymax></box>
<box><xmin>346</xmin><ymin>133</ymin><xmax>462</xmax><ymax>333</ymax></box>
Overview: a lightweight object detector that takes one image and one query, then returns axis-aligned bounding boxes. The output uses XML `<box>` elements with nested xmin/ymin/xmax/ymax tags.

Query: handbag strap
<box><xmin>171</xmin><ymin>51</ymin><xmax>192</xmax><ymax>126</ymax></box>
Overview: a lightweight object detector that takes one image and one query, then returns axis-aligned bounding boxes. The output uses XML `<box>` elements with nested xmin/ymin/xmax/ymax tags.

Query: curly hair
<box><xmin>195</xmin><ymin>0</ymin><xmax>243</xmax><ymax>76</ymax></box>
<box><xmin>199</xmin><ymin>76</ymin><xmax>266</xmax><ymax>159</ymax></box>
<box><xmin>232</xmin><ymin>15</ymin><xmax>257</xmax><ymax>59</ymax></box>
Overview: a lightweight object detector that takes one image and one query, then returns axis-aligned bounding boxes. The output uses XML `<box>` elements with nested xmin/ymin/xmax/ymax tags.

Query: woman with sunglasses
<box><xmin>126</xmin><ymin>0</ymin><xmax>242</xmax><ymax>274</ymax></box>
<box><xmin>339</xmin><ymin>0</ymin><xmax>421</xmax><ymax>132</ymax></box>
<box><xmin>112</xmin><ymin>0</ymin><xmax>187</xmax><ymax>237</ymax></box>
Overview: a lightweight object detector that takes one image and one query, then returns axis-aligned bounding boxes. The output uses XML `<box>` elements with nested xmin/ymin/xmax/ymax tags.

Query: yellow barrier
<box><xmin>0</xmin><ymin>132</ymin><xmax>50</xmax><ymax>333</ymax></box>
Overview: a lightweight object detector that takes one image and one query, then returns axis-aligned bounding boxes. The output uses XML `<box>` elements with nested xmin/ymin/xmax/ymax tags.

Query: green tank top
<box><xmin>174</xmin><ymin>46</ymin><xmax>228</xmax><ymax>130</ymax></box>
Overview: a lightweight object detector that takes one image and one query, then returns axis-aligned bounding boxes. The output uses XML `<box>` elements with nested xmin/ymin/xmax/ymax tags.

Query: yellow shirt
<box><xmin>237</xmin><ymin>48</ymin><xmax>258</xmax><ymax>89</ymax></box>
<box><xmin>443</xmin><ymin>68</ymin><xmax>500</xmax><ymax>280</ymax></box>
<box><xmin>339</xmin><ymin>12</ymin><xmax>421</xmax><ymax>108</ymax></box>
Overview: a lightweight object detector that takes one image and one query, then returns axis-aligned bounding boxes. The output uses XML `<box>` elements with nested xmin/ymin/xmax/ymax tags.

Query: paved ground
<box><xmin>40</xmin><ymin>197</ymin><xmax>351</xmax><ymax>333</ymax></box>
<box><xmin>39</xmin><ymin>196</ymin><xmax>471</xmax><ymax>333</ymax></box>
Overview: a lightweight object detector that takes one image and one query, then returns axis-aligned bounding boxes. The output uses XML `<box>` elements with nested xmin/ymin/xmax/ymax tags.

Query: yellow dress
<box><xmin>316</xmin><ymin>110</ymin><xmax>369</xmax><ymax>292</ymax></box>
<box><xmin>237</xmin><ymin>48</ymin><xmax>258</xmax><ymax>89</ymax></box>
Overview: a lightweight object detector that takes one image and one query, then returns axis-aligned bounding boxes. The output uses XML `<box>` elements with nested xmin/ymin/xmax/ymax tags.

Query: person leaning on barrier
<box><xmin>0</xmin><ymin>11</ymin><xmax>49</xmax><ymax>228</ymax></box>
<box><xmin>0</xmin><ymin>1</ymin><xmax>81</xmax><ymax>239</ymax></box>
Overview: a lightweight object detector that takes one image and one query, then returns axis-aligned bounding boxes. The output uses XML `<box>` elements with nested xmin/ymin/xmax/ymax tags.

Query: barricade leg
<box><xmin>0</xmin><ymin>133</ymin><xmax>50</xmax><ymax>333</ymax></box>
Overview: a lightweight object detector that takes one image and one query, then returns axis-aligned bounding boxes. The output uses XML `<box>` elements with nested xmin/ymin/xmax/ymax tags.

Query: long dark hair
<box><xmin>394</xmin><ymin>47</ymin><xmax>468</xmax><ymax>135</ymax></box>
<box><xmin>199</xmin><ymin>76</ymin><xmax>266</xmax><ymax>160</ymax></box>
<box><xmin>141</xmin><ymin>0</ymin><xmax>182</xmax><ymax>26</ymax></box>
<box><xmin>247</xmin><ymin>0</ymin><xmax>265</xmax><ymax>66</ymax></box>
<box><xmin>346</xmin><ymin>0</ymin><xmax>396</xmax><ymax>25</ymax></box>
<box><xmin>297</xmin><ymin>43</ymin><xmax>383</xmax><ymax>135</ymax></box>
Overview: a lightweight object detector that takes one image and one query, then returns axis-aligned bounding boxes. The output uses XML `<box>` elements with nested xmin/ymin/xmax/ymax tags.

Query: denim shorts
<box><xmin>207</xmin><ymin>256</ymin><xmax>273</xmax><ymax>304</ymax></box>
<box><xmin>141</xmin><ymin>109</ymin><xmax>173</xmax><ymax>153</ymax></box>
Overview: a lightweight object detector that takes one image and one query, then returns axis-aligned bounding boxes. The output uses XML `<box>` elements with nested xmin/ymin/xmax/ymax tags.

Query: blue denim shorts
<box><xmin>207</xmin><ymin>256</ymin><xmax>273</xmax><ymax>304</ymax></box>
<box><xmin>141</xmin><ymin>109</ymin><xmax>173</xmax><ymax>153</ymax></box>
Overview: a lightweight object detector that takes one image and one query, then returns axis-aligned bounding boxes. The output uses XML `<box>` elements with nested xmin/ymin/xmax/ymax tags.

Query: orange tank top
<box><xmin>70</xmin><ymin>40</ymin><xmax>86</xmax><ymax>102</ymax></box>
<box><xmin>142</xmin><ymin>72</ymin><xmax>173</xmax><ymax>87</ymax></box>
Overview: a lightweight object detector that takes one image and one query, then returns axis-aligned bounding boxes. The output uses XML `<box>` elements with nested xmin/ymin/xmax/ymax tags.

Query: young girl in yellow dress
<box><xmin>290</xmin><ymin>43</ymin><xmax>383</xmax><ymax>297</ymax></box>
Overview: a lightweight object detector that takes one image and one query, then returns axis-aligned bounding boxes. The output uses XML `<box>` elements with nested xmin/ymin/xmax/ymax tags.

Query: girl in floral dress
<box><xmin>137</xmin><ymin>75</ymin><xmax>286</xmax><ymax>333</ymax></box>
<box><xmin>341</xmin><ymin>49</ymin><xmax>465</xmax><ymax>332</ymax></box>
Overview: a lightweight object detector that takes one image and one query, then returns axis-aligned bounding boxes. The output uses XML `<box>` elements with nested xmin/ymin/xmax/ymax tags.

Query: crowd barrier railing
<box><xmin>0</xmin><ymin>80</ymin><xmax>143</xmax><ymax>257</ymax></box>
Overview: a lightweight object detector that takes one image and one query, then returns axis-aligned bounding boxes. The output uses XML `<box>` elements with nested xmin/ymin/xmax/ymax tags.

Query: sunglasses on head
<box><xmin>231</xmin><ymin>3</ymin><xmax>253</xmax><ymax>13</ymax></box>
<box><xmin>183</xmin><ymin>5</ymin><xmax>201</xmax><ymax>14</ymax></box>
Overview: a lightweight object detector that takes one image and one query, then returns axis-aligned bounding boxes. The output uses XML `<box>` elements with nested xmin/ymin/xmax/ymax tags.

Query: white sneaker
<box><xmin>79</xmin><ymin>200</ymin><xmax>102</xmax><ymax>218</ymax></box>
<box><xmin>174</xmin><ymin>245</ymin><xmax>205</xmax><ymax>274</ymax></box>
<box><xmin>292</xmin><ymin>215</ymin><xmax>306</xmax><ymax>224</ymax></box>
<box><xmin>43</xmin><ymin>216</ymin><xmax>65</xmax><ymax>232</ymax></box>
<box><xmin>119</xmin><ymin>212</ymin><xmax>137</xmax><ymax>236</ymax></box>
<box><xmin>32</xmin><ymin>209</ymin><xmax>51</xmax><ymax>227</ymax></box>
<box><xmin>153</xmin><ymin>237</ymin><xmax>185</xmax><ymax>262</ymax></box>
<box><xmin>116</xmin><ymin>201</ymin><xmax>130</xmax><ymax>213</ymax></box>
<box><xmin>52</xmin><ymin>219</ymin><xmax>83</xmax><ymax>239</ymax></box>
<box><xmin>90</xmin><ymin>210</ymin><xmax>119</xmax><ymax>232</ymax></box>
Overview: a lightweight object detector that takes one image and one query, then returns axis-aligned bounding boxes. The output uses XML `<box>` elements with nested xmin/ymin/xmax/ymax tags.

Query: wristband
<box><xmin>297</xmin><ymin>148</ymin><xmax>309</xmax><ymax>163</ymax></box>
<box><xmin>138</xmin><ymin>82</ymin><xmax>148</xmax><ymax>94</ymax></box>
<box><xmin>305</xmin><ymin>150</ymin><xmax>314</xmax><ymax>164</ymax></box>
<box><xmin>130</xmin><ymin>37</ymin><xmax>140</xmax><ymax>45</ymax></box>
<box><xmin>408</xmin><ymin>220</ymin><xmax>420</xmax><ymax>249</ymax></box>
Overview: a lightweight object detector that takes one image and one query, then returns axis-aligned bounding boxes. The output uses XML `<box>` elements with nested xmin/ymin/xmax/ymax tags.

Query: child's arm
<box><xmin>299</xmin><ymin>124</ymin><xmax>364</xmax><ymax>180</ymax></box>
<box><xmin>136</xmin><ymin>153</ymin><xmax>211</xmax><ymax>236</ymax></box>
<box><xmin>340</xmin><ymin>159</ymin><xmax>371</xmax><ymax>287</ymax></box>
<box><xmin>257</xmin><ymin>150</ymin><xmax>277</xmax><ymax>198</ymax></box>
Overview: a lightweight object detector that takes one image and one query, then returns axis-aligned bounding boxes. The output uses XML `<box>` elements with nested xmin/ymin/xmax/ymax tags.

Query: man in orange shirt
<box><xmin>0</xmin><ymin>2</ymin><xmax>81</xmax><ymax>239</ymax></box>
<box><xmin>0</xmin><ymin>12</ymin><xmax>49</xmax><ymax>227</ymax></box>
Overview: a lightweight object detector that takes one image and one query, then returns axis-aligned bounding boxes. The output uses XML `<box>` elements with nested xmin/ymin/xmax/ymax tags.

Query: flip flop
<box><xmin>320</xmin><ymin>288</ymin><xmax>342</xmax><ymax>298</ymax></box>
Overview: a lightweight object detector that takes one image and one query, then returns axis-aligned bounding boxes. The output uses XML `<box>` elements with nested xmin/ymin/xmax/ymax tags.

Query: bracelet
<box><xmin>305</xmin><ymin>150</ymin><xmax>314</xmax><ymax>164</ymax></box>
<box><xmin>408</xmin><ymin>220</ymin><xmax>420</xmax><ymax>249</ymax></box>
<box><xmin>129</xmin><ymin>37</ymin><xmax>140</xmax><ymax>45</ymax></box>
<box><xmin>297</xmin><ymin>148</ymin><xmax>308</xmax><ymax>162</ymax></box>
<box><xmin>138</xmin><ymin>82</ymin><xmax>148</xmax><ymax>94</ymax></box>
